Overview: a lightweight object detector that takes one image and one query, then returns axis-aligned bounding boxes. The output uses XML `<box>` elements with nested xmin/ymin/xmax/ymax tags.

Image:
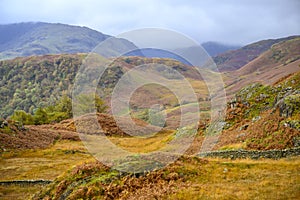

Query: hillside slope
<box><xmin>215</xmin><ymin>71</ymin><xmax>300</xmax><ymax>151</ymax></box>
<box><xmin>213</xmin><ymin>35</ymin><xmax>299</xmax><ymax>72</ymax></box>
<box><xmin>0</xmin><ymin>54</ymin><xmax>206</xmax><ymax>118</ymax></box>
<box><xmin>1</xmin><ymin>36</ymin><xmax>299</xmax><ymax>127</ymax></box>
<box><xmin>0</xmin><ymin>22</ymin><xmax>137</xmax><ymax>60</ymax></box>
<box><xmin>224</xmin><ymin>36</ymin><xmax>300</xmax><ymax>97</ymax></box>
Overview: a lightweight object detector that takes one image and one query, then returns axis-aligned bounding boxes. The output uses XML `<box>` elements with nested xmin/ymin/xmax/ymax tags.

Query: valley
<box><xmin>0</xmin><ymin>23</ymin><xmax>299</xmax><ymax>199</ymax></box>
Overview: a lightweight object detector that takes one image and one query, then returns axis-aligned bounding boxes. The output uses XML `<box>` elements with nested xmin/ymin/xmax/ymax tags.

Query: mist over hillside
<box><xmin>0</xmin><ymin>22</ymin><xmax>243</xmax><ymax>60</ymax></box>
<box><xmin>0</xmin><ymin>22</ymin><xmax>137</xmax><ymax>60</ymax></box>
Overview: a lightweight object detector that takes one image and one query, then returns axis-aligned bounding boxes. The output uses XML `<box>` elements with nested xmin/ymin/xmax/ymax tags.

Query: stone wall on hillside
<box><xmin>198</xmin><ymin>147</ymin><xmax>300</xmax><ymax>159</ymax></box>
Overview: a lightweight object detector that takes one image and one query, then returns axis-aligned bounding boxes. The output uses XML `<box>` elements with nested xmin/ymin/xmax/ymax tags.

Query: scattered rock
<box><xmin>252</xmin><ymin>116</ymin><xmax>261</xmax><ymax>122</ymax></box>
<box><xmin>239</xmin><ymin>124</ymin><xmax>249</xmax><ymax>131</ymax></box>
<box><xmin>293</xmin><ymin>136</ymin><xmax>300</xmax><ymax>147</ymax></box>
<box><xmin>277</xmin><ymin>94</ymin><xmax>300</xmax><ymax>117</ymax></box>
<box><xmin>256</xmin><ymin>93</ymin><xmax>269</xmax><ymax>101</ymax></box>
<box><xmin>0</xmin><ymin>119</ymin><xmax>8</xmax><ymax>128</ymax></box>
<box><xmin>198</xmin><ymin>148</ymin><xmax>300</xmax><ymax>159</ymax></box>
<box><xmin>236</xmin><ymin>132</ymin><xmax>247</xmax><ymax>139</ymax></box>
<box><xmin>283</xmin><ymin>120</ymin><xmax>300</xmax><ymax>131</ymax></box>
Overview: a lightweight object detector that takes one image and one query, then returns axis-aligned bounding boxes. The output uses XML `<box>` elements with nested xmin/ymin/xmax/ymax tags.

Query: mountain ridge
<box><xmin>213</xmin><ymin>35</ymin><xmax>300</xmax><ymax>72</ymax></box>
<box><xmin>0</xmin><ymin>22</ymin><xmax>246</xmax><ymax>60</ymax></box>
<box><xmin>223</xmin><ymin>36</ymin><xmax>300</xmax><ymax>97</ymax></box>
<box><xmin>201</xmin><ymin>41</ymin><xmax>240</xmax><ymax>57</ymax></box>
<box><xmin>0</xmin><ymin>22</ymin><xmax>137</xmax><ymax>60</ymax></box>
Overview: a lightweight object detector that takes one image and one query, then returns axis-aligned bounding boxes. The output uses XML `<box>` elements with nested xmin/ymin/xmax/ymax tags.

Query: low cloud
<box><xmin>0</xmin><ymin>0</ymin><xmax>299</xmax><ymax>44</ymax></box>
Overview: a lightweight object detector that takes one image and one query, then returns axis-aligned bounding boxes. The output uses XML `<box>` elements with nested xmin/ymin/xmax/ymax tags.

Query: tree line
<box><xmin>10</xmin><ymin>93</ymin><xmax>107</xmax><ymax>125</ymax></box>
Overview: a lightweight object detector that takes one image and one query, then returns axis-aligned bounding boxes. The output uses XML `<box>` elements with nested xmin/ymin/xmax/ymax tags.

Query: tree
<box><xmin>45</xmin><ymin>95</ymin><xmax>73</xmax><ymax>123</ymax></box>
<box><xmin>73</xmin><ymin>93</ymin><xmax>107</xmax><ymax>115</ymax></box>
<box><xmin>10</xmin><ymin>110</ymin><xmax>34</xmax><ymax>125</ymax></box>
<box><xmin>33</xmin><ymin>108</ymin><xmax>48</xmax><ymax>125</ymax></box>
<box><xmin>54</xmin><ymin>94</ymin><xmax>72</xmax><ymax>117</ymax></box>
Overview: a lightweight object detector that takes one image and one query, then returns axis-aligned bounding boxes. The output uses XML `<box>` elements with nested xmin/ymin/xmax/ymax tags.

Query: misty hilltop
<box><xmin>0</xmin><ymin>22</ymin><xmax>243</xmax><ymax>60</ymax></box>
<box><xmin>0</xmin><ymin>22</ymin><xmax>137</xmax><ymax>60</ymax></box>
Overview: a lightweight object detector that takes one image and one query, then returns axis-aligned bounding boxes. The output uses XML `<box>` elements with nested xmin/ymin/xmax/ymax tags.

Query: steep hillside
<box><xmin>1</xmin><ymin>35</ymin><xmax>299</xmax><ymax>122</ymax></box>
<box><xmin>213</xmin><ymin>35</ymin><xmax>299</xmax><ymax>72</ymax></box>
<box><xmin>0</xmin><ymin>54</ymin><xmax>206</xmax><ymax>118</ymax></box>
<box><xmin>0</xmin><ymin>54</ymin><xmax>84</xmax><ymax>117</ymax></box>
<box><xmin>0</xmin><ymin>22</ymin><xmax>137</xmax><ymax>60</ymax></box>
<box><xmin>224</xmin><ymin>36</ymin><xmax>300</xmax><ymax>97</ymax></box>
<box><xmin>1</xmin><ymin>35</ymin><xmax>299</xmax><ymax>130</ymax></box>
<box><xmin>214</xmin><ymin>71</ymin><xmax>300</xmax><ymax>151</ymax></box>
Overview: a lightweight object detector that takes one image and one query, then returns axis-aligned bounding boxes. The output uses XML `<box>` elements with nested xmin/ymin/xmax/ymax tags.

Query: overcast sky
<box><xmin>0</xmin><ymin>0</ymin><xmax>299</xmax><ymax>45</ymax></box>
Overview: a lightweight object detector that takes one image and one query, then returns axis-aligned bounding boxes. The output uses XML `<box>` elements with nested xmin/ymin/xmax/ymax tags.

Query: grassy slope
<box><xmin>0</xmin><ymin>140</ymin><xmax>93</xmax><ymax>200</ymax></box>
<box><xmin>31</xmin><ymin>155</ymin><xmax>300</xmax><ymax>200</ymax></box>
<box><xmin>0</xmin><ymin>140</ymin><xmax>92</xmax><ymax>181</ymax></box>
<box><xmin>0</xmin><ymin>119</ymin><xmax>299</xmax><ymax>199</ymax></box>
<box><xmin>168</xmin><ymin>157</ymin><xmax>300</xmax><ymax>200</ymax></box>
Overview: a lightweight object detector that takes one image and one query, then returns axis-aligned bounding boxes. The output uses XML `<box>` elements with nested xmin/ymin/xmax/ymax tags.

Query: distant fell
<box><xmin>201</xmin><ymin>41</ymin><xmax>240</xmax><ymax>57</ymax></box>
<box><xmin>0</xmin><ymin>22</ymin><xmax>137</xmax><ymax>60</ymax></box>
<box><xmin>0</xmin><ymin>22</ymin><xmax>244</xmax><ymax>61</ymax></box>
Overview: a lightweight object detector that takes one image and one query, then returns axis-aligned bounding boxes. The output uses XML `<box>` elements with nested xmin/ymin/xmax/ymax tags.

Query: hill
<box><xmin>201</xmin><ymin>41</ymin><xmax>240</xmax><ymax>57</ymax></box>
<box><xmin>0</xmin><ymin>30</ymin><xmax>299</xmax><ymax>199</ymax></box>
<box><xmin>213</xmin><ymin>35</ymin><xmax>299</xmax><ymax>72</ymax></box>
<box><xmin>0</xmin><ymin>54</ymin><xmax>206</xmax><ymax>118</ymax></box>
<box><xmin>0</xmin><ymin>22</ymin><xmax>240</xmax><ymax>61</ymax></box>
<box><xmin>214</xmin><ymin>71</ymin><xmax>300</xmax><ymax>151</ymax></box>
<box><xmin>224</xmin><ymin>36</ymin><xmax>300</xmax><ymax>97</ymax></box>
<box><xmin>0</xmin><ymin>111</ymin><xmax>165</xmax><ymax>152</ymax></box>
<box><xmin>129</xmin><ymin>42</ymin><xmax>240</xmax><ymax>62</ymax></box>
<box><xmin>0</xmin><ymin>54</ymin><xmax>84</xmax><ymax>117</ymax></box>
<box><xmin>1</xmin><ymin>35</ymin><xmax>299</xmax><ymax>121</ymax></box>
<box><xmin>0</xmin><ymin>22</ymin><xmax>137</xmax><ymax>60</ymax></box>
<box><xmin>0</xmin><ymin>118</ymin><xmax>79</xmax><ymax>151</ymax></box>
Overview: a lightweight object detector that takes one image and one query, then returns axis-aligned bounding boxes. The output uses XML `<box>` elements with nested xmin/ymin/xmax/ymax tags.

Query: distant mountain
<box><xmin>0</xmin><ymin>22</ymin><xmax>251</xmax><ymax>63</ymax></box>
<box><xmin>201</xmin><ymin>41</ymin><xmax>240</xmax><ymax>57</ymax></box>
<box><xmin>0</xmin><ymin>22</ymin><xmax>137</xmax><ymax>60</ymax></box>
<box><xmin>124</xmin><ymin>48</ymin><xmax>192</xmax><ymax>65</ymax></box>
<box><xmin>213</xmin><ymin>35</ymin><xmax>300</xmax><ymax>72</ymax></box>
<box><xmin>125</xmin><ymin>42</ymin><xmax>240</xmax><ymax>65</ymax></box>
